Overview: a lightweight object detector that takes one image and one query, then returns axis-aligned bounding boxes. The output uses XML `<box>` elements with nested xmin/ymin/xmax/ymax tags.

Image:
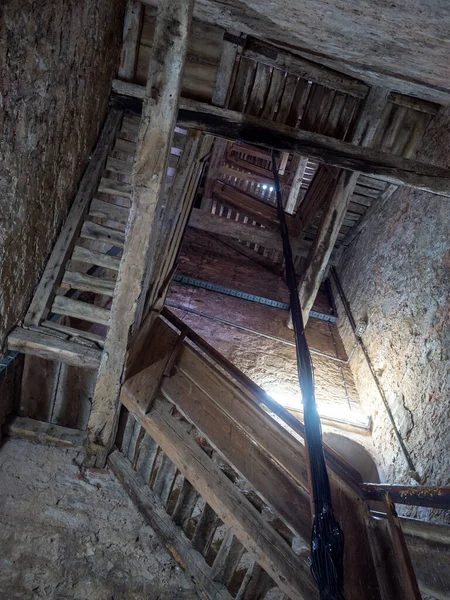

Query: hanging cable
<box><xmin>271</xmin><ymin>150</ymin><xmax>345</xmax><ymax>600</ymax></box>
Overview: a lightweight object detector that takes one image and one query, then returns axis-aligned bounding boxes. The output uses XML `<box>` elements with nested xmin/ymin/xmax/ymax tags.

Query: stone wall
<box><xmin>0</xmin><ymin>0</ymin><xmax>125</xmax><ymax>351</ymax></box>
<box><xmin>336</xmin><ymin>107</ymin><xmax>450</xmax><ymax>519</ymax></box>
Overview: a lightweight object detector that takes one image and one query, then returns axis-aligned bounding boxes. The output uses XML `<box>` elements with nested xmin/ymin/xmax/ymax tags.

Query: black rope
<box><xmin>271</xmin><ymin>150</ymin><xmax>345</xmax><ymax>600</ymax></box>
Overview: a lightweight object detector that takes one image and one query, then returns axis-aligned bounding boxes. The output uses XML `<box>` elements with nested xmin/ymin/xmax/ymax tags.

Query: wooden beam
<box><xmin>296</xmin><ymin>87</ymin><xmax>390</xmax><ymax>324</ymax></box>
<box><xmin>8</xmin><ymin>327</ymin><xmax>102</xmax><ymax>369</ymax></box>
<box><xmin>86</xmin><ymin>0</ymin><xmax>194</xmax><ymax>467</ymax></box>
<box><xmin>285</xmin><ymin>156</ymin><xmax>309</xmax><ymax>214</ymax></box>
<box><xmin>201</xmin><ymin>137</ymin><xmax>228</xmax><ymax>211</ymax></box>
<box><xmin>361</xmin><ymin>483</ymin><xmax>450</xmax><ymax>510</ymax></box>
<box><xmin>24</xmin><ymin>109</ymin><xmax>123</xmax><ymax>327</ymax></box>
<box><xmin>112</xmin><ymin>82</ymin><xmax>450</xmax><ymax>196</ymax></box>
<box><xmin>109</xmin><ymin>450</ymin><xmax>233</xmax><ymax>600</ymax></box>
<box><xmin>3</xmin><ymin>415</ymin><xmax>87</xmax><ymax>450</ymax></box>
<box><xmin>120</xmin><ymin>392</ymin><xmax>318</xmax><ymax>600</ymax></box>
<box><xmin>189</xmin><ymin>208</ymin><xmax>313</xmax><ymax>258</ymax></box>
<box><xmin>212</xmin><ymin>32</ymin><xmax>240</xmax><ymax>108</ymax></box>
<box><xmin>118</xmin><ymin>0</ymin><xmax>144</xmax><ymax>81</ymax></box>
<box><xmin>175</xmin><ymin>99</ymin><xmax>450</xmax><ymax>197</ymax></box>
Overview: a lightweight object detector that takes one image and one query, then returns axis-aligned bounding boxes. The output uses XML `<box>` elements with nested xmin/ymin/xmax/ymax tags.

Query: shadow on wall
<box><xmin>323</xmin><ymin>432</ymin><xmax>380</xmax><ymax>484</ymax></box>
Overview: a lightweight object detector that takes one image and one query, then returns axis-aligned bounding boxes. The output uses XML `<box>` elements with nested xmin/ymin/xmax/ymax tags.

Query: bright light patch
<box><xmin>262</xmin><ymin>184</ymin><xmax>268</xmax><ymax>190</ymax></box>
<box><xmin>269</xmin><ymin>186</ymin><xmax>274</xmax><ymax>192</ymax></box>
<box><xmin>264</xmin><ymin>384</ymin><xmax>371</xmax><ymax>428</ymax></box>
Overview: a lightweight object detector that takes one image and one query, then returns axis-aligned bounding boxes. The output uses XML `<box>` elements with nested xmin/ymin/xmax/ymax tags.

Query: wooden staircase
<box><xmin>8</xmin><ymin>109</ymin><xmax>190</xmax><ymax>369</ymax></box>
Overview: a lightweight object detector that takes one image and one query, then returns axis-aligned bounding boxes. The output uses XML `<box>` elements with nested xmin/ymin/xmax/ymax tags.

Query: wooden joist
<box><xmin>8</xmin><ymin>327</ymin><xmax>102</xmax><ymax>369</ymax></box>
<box><xmin>23</xmin><ymin>109</ymin><xmax>123</xmax><ymax>327</ymax></box>
<box><xmin>120</xmin><ymin>392</ymin><xmax>318</xmax><ymax>600</ymax></box>
<box><xmin>87</xmin><ymin>0</ymin><xmax>195</xmax><ymax>467</ymax></box>
<box><xmin>109</xmin><ymin>450</ymin><xmax>233</xmax><ymax>600</ymax></box>
<box><xmin>113</xmin><ymin>81</ymin><xmax>450</xmax><ymax>196</ymax></box>
<box><xmin>2</xmin><ymin>415</ymin><xmax>87</xmax><ymax>450</ymax></box>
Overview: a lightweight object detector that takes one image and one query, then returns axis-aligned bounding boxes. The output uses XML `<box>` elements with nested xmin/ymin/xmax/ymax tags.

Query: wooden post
<box><xmin>295</xmin><ymin>87</ymin><xmax>390</xmax><ymax>325</ymax></box>
<box><xmin>86</xmin><ymin>0</ymin><xmax>194</xmax><ymax>467</ymax></box>
<box><xmin>285</xmin><ymin>156</ymin><xmax>309</xmax><ymax>214</ymax></box>
<box><xmin>118</xmin><ymin>0</ymin><xmax>144</xmax><ymax>81</ymax></box>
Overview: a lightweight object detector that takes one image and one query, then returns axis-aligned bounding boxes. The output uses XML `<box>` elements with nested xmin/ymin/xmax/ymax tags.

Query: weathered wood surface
<box><xmin>118</xmin><ymin>0</ymin><xmax>144</xmax><ymax>81</ymax></box>
<box><xmin>285</xmin><ymin>156</ymin><xmax>309</xmax><ymax>214</ymax></box>
<box><xmin>109</xmin><ymin>450</ymin><xmax>233</xmax><ymax>600</ymax></box>
<box><xmin>362</xmin><ymin>483</ymin><xmax>450</xmax><ymax>510</ymax></box>
<box><xmin>242</xmin><ymin>37</ymin><xmax>368</xmax><ymax>98</ymax></box>
<box><xmin>3</xmin><ymin>415</ymin><xmax>87</xmax><ymax>449</ymax></box>
<box><xmin>52</xmin><ymin>296</ymin><xmax>110</xmax><ymax>326</ymax></box>
<box><xmin>212</xmin><ymin>33</ymin><xmax>239</xmax><ymax>107</ymax></box>
<box><xmin>188</xmin><ymin>208</ymin><xmax>321</xmax><ymax>260</ymax></box>
<box><xmin>87</xmin><ymin>0</ymin><xmax>194</xmax><ymax>467</ymax></box>
<box><xmin>8</xmin><ymin>327</ymin><xmax>102</xmax><ymax>369</ymax></box>
<box><xmin>24</xmin><ymin>109</ymin><xmax>123</xmax><ymax>327</ymax></box>
<box><xmin>71</xmin><ymin>245</ymin><xmax>122</xmax><ymax>272</ymax></box>
<box><xmin>61</xmin><ymin>271</ymin><xmax>116</xmax><ymax>297</ymax></box>
<box><xmin>201</xmin><ymin>137</ymin><xmax>228</xmax><ymax>211</ymax></box>
<box><xmin>113</xmin><ymin>83</ymin><xmax>450</xmax><ymax>196</ymax></box>
<box><xmin>120</xmin><ymin>391</ymin><xmax>318</xmax><ymax>600</ymax></box>
<box><xmin>210</xmin><ymin>530</ymin><xmax>245</xmax><ymax>586</ymax></box>
<box><xmin>236</xmin><ymin>561</ymin><xmax>274</xmax><ymax>600</ymax></box>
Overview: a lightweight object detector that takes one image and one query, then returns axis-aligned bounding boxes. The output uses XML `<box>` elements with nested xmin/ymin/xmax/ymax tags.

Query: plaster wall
<box><xmin>0</xmin><ymin>0</ymin><xmax>125</xmax><ymax>351</ymax></box>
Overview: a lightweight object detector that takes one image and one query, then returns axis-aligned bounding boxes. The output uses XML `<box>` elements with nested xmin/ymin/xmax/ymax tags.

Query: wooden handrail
<box><xmin>362</xmin><ymin>483</ymin><xmax>450</xmax><ymax>510</ymax></box>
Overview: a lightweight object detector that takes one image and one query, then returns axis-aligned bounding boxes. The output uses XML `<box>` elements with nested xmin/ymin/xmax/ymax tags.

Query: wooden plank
<box><xmin>106</xmin><ymin>156</ymin><xmax>133</xmax><ymax>177</ymax></box>
<box><xmin>3</xmin><ymin>415</ymin><xmax>87</xmax><ymax>450</ymax></box>
<box><xmin>61</xmin><ymin>271</ymin><xmax>116</xmax><ymax>297</ymax></box>
<box><xmin>90</xmin><ymin>198</ymin><xmax>130</xmax><ymax>225</ymax></box>
<box><xmin>120</xmin><ymin>391</ymin><xmax>318</xmax><ymax>600</ymax></box>
<box><xmin>212</xmin><ymin>33</ymin><xmax>239</xmax><ymax>107</ymax></box>
<box><xmin>192</xmin><ymin>503</ymin><xmax>219</xmax><ymax>555</ymax></box>
<box><xmin>80</xmin><ymin>220</ymin><xmax>126</xmax><ymax>247</ymax></box>
<box><xmin>243</xmin><ymin>37</ymin><xmax>368</xmax><ymax>98</ymax></box>
<box><xmin>24</xmin><ymin>109</ymin><xmax>123</xmax><ymax>327</ymax></box>
<box><xmin>71</xmin><ymin>245</ymin><xmax>122</xmax><ymax>272</ymax></box>
<box><xmin>388</xmin><ymin>92</ymin><xmax>439</xmax><ymax>115</ymax></box>
<box><xmin>361</xmin><ymin>483</ymin><xmax>450</xmax><ymax>510</ymax></box>
<box><xmin>118</xmin><ymin>0</ymin><xmax>144</xmax><ymax>81</ymax></box>
<box><xmin>177</xmin><ymin>98</ymin><xmax>450</xmax><ymax>196</ymax></box>
<box><xmin>153</xmin><ymin>452</ymin><xmax>178</xmax><ymax>507</ymax></box>
<box><xmin>135</xmin><ymin>430</ymin><xmax>159</xmax><ymax>483</ymax></box>
<box><xmin>211</xmin><ymin>530</ymin><xmax>245</xmax><ymax>586</ymax></box>
<box><xmin>87</xmin><ymin>0</ymin><xmax>195</xmax><ymax>467</ymax></box>
<box><xmin>108</xmin><ymin>450</ymin><xmax>233</xmax><ymax>600</ymax></box>
<box><xmin>201</xmin><ymin>137</ymin><xmax>228</xmax><ymax>211</ymax></box>
<box><xmin>172</xmin><ymin>478</ymin><xmax>199</xmax><ymax>529</ymax></box>
<box><xmin>52</xmin><ymin>296</ymin><xmax>110</xmax><ymax>326</ymax></box>
<box><xmin>188</xmin><ymin>208</ymin><xmax>320</xmax><ymax>261</ymax></box>
<box><xmin>41</xmin><ymin>320</ymin><xmax>105</xmax><ymax>347</ymax></box>
<box><xmin>161</xmin><ymin>366</ymin><xmax>312</xmax><ymax>540</ymax></box>
<box><xmin>384</xmin><ymin>495</ymin><xmax>422</xmax><ymax>600</ymax></box>
<box><xmin>8</xmin><ymin>327</ymin><xmax>102</xmax><ymax>369</ymax></box>
<box><xmin>98</xmin><ymin>177</ymin><xmax>131</xmax><ymax>199</ymax></box>
<box><xmin>236</xmin><ymin>561</ymin><xmax>274</xmax><ymax>600</ymax></box>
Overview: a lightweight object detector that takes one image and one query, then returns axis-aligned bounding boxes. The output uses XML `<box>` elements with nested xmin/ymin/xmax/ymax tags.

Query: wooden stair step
<box><xmin>80</xmin><ymin>220</ymin><xmax>126</xmax><ymax>247</ymax></box>
<box><xmin>115</xmin><ymin>137</ymin><xmax>137</xmax><ymax>155</ymax></box>
<box><xmin>172</xmin><ymin>478</ymin><xmax>199</xmax><ymax>530</ymax></box>
<box><xmin>61</xmin><ymin>271</ymin><xmax>116</xmax><ymax>297</ymax></box>
<box><xmin>106</xmin><ymin>156</ymin><xmax>133</xmax><ymax>177</ymax></box>
<box><xmin>192</xmin><ymin>503</ymin><xmax>219</xmax><ymax>555</ymax></box>
<box><xmin>135</xmin><ymin>432</ymin><xmax>159</xmax><ymax>484</ymax></box>
<box><xmin>8</xmin><ymin>326</ymin><xmax>102</xmax><ymax>368</ymax></box>
<box><xmin>52</xmin><ymin>295</ymin><xmax>110</xmax><ymax>326</ymax></box>
<box><xmin>90</xmin><ymin>198</ymin><xmax>130</xmax><ymax>225</ymax></box>
<box><xmin>210</xmin><ymin>529</ymin><xmax>245</xmax><ymax>586</ymax></box>
<box><xmin>153</xmin><ymin>453</ymin><xmax>178</xmax><ymax>507</ymax></box>
<box><xmin>3</xmin><ymin>416</ymin><xmax>87</xmax><ymax>450</ymax></box>
<box><xmin>98</xmin><ymin>177</ymin><xmax>132</xmax><ymax>199</ymax></box>
<box><xmin>71</xmin><ymin>245</ymin><xmax>122</xmax><ymax>271</ymax></box>
<box><xmin>235</xmin><ymin>561</ymin><xmax>274</xmax><ymax>600</ymax></box>
<box><xmin>41</xmin><ymin>320</ymin><xmax>106</xmax><ymax>347</ymax></box>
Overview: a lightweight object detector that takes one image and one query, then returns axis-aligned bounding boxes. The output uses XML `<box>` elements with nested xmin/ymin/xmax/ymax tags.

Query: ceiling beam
<box><xmin>111</xmin><ymin>83</ymin><xmax>450</xmax><ymax>197</ymax></box>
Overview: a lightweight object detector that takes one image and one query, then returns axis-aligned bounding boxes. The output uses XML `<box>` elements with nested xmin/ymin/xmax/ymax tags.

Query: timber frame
<box><xmin>5</xmin><ymin>5</ymin><xmax>450</xmax><ymax>599</ymax></box>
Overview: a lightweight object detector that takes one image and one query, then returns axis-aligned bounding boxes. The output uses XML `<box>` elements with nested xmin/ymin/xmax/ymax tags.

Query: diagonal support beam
<box><xmin>86</xmin><ymin>0</ymin><xmax>194</xmax><ymax>467</ymax></box>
